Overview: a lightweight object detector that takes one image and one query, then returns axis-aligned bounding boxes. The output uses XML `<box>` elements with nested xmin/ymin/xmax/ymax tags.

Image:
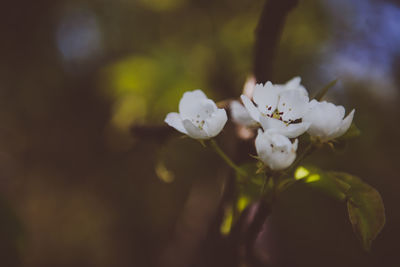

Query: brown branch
<box><xmin>244</xmin><ymin>0</ymin><xmax>299</xmax><ymax>265</ymax></box>
<box><xmin>254</xmin><ymin>0</ymin><xmax>299</xmax><ymax>84</ymax></box>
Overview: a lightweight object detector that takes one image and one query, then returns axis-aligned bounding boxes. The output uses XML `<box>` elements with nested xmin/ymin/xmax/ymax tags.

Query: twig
<box><xmin>210</xmin><ymin>139</ymin><xmax>247</xmax><ymax>177</ymax></box>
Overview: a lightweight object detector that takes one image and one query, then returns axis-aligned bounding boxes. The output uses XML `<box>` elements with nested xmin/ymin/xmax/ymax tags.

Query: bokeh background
<box><xmin>0</xmin><ymin>0</ymin><xmax>399</xmax><ymax>266</ymax></box>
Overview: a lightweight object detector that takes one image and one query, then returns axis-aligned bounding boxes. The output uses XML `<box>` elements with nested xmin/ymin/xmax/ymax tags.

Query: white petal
<box><xmin>307</xmin><ymin>99</ymin><xmax>319</xmax><ymax>109</ymax></box>
<box><xmin>241</xmin><ymin>95</ymin><xmax>261</xmax><ymax>122</ymax></box>
<box><xmin>259</xmin><ymin>116</ymin><xmax>287</xmax><ymax>132</ymax></box>
<box><xmin>182</xmin><ymin>119</ymin><xmax>209</xmax><ymax>139</ymax></box>
<box><xmin>284</xmin><ymin>122</ymin><xmax>310</xmax><ymax>138</ymax></box>
<box><xmin>292</xmin><ymin>138</ymin><xmax>299</xmax><ymax>151</ymax></box>
<box><xmin>278</xmin><ymin>90</ymin><xmax>309</xmax><ymax>121</ymax></box>
<box><xmin>268</xmin><ymin>130</ymin><xmax>293</xmax><ymax>147</ymax></box>
<box><xmin>259</xmin><ymin>116</ymin><xmax>309</xmax><ymax>138</ymax></box>
<box><xmin>255</xmin><ymin>130</ymin><xmax>271</xmax><ymax>163</ymax></box>
<box><xmin>164</xmin><ymin>112</ymin><xmax>187</xmax><ymax>134</ymax></box>
<box><xmin>255</xmin><ymin>129</ymin><xmax>267</xmax><ymax>152</ymax></box>
<box><xmin>179</xmin><ymin>90</ymin><xmax>212</xmax><ymax>119</ymax></box>
<box><xmin>275</xmin><ymin>76</ymin><xmax>309</xmax><ymax>97</ymax></box>
<box><xmin>183</xmin><ymin>99</ymin><xmax>218</xmax><ymax>128</ymax></box>
<box><xmin>253</xmin><ymin>82</ymin><xmax>279</xmax><ymax>116</ymax></box>
<box><xmin>330</xmin><ymin>109</ymin><xmax>355</xmax><ymax>140</ymax></box>
<box><xmin>230</xmin><ymin>100</ymin><xmax>256</xmax><ymax>126</ymax></box>
<box><xmin>243</xmin><ymin>76</ymin><xmax>256</xmax><ymax>98</ymax></box>
<box><xmin>285</xmin><ymin>77</ymin><xmax>308</xmax><ymax>96</ymax></box>
<box><xmin>285</xmin><ymin>76</ymin><xmax>301</xmax><ymax>88</ymax></box>
<box><xmin>205</xmin><ymin>108</ymin><xmax>228</xmax><ymax>138</ymax></box>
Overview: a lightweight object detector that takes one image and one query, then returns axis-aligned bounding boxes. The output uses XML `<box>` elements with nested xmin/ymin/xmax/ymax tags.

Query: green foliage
<box><xmin>313</xmin><ymin>79</ymin><xmax>338</xmax><ymax>101</ymax></box>
<box><xmin>294</xmin><ymin>166</ymin><xmax>351</xmax><ymax>201</ymax></box>
<box><xmin>330</xmin><ymin>172</ymin><xmax>385</xmax><ymax>251</ymax></box>
<box><xmin>294</xmin><ymin>166</ymin><xmax>385</xmax><ymax>251</ymax></box>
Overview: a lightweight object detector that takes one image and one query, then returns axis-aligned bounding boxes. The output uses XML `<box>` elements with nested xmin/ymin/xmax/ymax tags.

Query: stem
<box><xmin>289</xmin><ymin>143</ymin><xmax>316</xmax><ymax>172</ymax></box>
<box><xmin>210</xmin><ymin>139</ymin><xmax>246</xmax><ymax>177</ymax></box>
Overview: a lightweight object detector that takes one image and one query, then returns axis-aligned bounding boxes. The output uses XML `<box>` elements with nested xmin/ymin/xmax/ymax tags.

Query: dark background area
<box><xmin>0</xmin><ymin>0</ymin><xmax>399</xmax><ymax>266</ymax></box>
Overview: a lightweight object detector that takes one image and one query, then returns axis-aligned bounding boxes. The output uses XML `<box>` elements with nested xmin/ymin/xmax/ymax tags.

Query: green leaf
<box><xmin>292</xmin><ymin>167</ymin><xmax>385</xmax><ymax>250</ymax></box>
<box><xmin>329</xmin><ymin>172</ymin><xmax>385</xmax><ymax>251</ymax></box>
<box><xmin>313</xmin><ymin>79</ymin><xmax>337</xmax><ymax>101</ymax></box>
<box><xmin>294</xmin><ymin>166</ymin><xmax>350</xmax><ymax>201</ymax></box>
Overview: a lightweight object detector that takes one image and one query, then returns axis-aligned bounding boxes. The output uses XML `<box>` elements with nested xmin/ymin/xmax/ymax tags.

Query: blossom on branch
<box><xmin>255</xmin><ymin>129</ymin><xmax>298</xmax><ymax>170</ymax></box>
<box><xmin>303</xmin><ymin>100</ymin><xmax>355</xmax><ymax>141</ymax></box>
<box><xmin>164</xmin><ymin>90</ymin><xmax>227</xmax><ymax>139</ymax></box>
<box><xmin>241</xmin><ymin>77</ymin><xmax>310</xmax><ymax>138</ymax></box>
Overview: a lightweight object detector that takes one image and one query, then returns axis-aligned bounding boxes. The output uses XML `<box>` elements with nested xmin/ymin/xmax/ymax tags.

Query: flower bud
<box><xmin>255</xmin><ymin>129</ymin><xmax>298</xmax><ymax>170</ymax></box>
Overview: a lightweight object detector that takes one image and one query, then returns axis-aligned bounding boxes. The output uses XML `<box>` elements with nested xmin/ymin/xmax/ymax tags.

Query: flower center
<box><xmin>271</xmin><ymin>109</ymin><xmax>283</xmax><ymax>121</ymax></box>
<box><xmin>191</xmin><ymin>111</ymin><xmax>212</xmax><ymax>130</ymax></box>
<box><xmin>264</xmin><ymin>102</ymin><xmax>298</xmax><ymax>125</ymax></box>
<box><xmin>264</xmin><ymin>105</ymin><xmax>285</xmax><ymax>121</ymax></box>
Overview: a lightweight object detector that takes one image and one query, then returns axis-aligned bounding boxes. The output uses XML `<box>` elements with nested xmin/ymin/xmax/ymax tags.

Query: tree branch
<box><xmin>243</xmin><ymin>0</ymin><xmax>299</xmax><ymax>265</ymax></box>
<box><xmin>254</xmin><ymin>0</ymin><xmax>299</xmax><ymax>84</ymax></box>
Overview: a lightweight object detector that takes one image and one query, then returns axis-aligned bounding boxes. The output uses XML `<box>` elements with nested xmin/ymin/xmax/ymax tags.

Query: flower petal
<box><xmin>282</xmin><ymin>76</ymin><xmax>309</xmax><ymax>96</ymax></box>
<box><xmin>285</xmin><ymin>76</ymin><xmax>301</xmax><ymax>89</ymax></box>
<box><xmin>330</xmin><ymin>109</ymin><xmax>355</xmax><ymax>140</ymax></box>
<box><xmin>179</xmin><ymin>90</ymin><xmax>211</xmax><ymax>120</ymax></box>
<box><xmin>205</xmin><ymin>108</ymin><xmax>228</xmax><ymax>138</ymax></box>
<box><xmin>259</xmin><ymin>116</ymin><xmax>309</xmax><ymax>138</ymax></box>
<box><xmin>292</xmin><ymin>138</ymin><xmax>299</xmax><ymax>151</ymax></box>
<box><xmin>182</xmin><ymin>119</ymin><xmax>209</xmax><ymax>139</ymax></box>
<box><xmin>277</xmin><ymin>90</ymin><xmax>309</xmax><ymax>121</ymax></box>
<box><xmin>253</xmin><ymin>82</ymin><xmax>279</xmax><ymax>116</ymax></box>
<box><xmin>164</xmin><ymin>112</ymin><xmax>187</xmax><ymax>134</ymax></box>
<box><xmin>230</xmin><ymin>100</ymin><xmax>256</xmax><ymax>126</ymax></box>
<box><xmin>241</xmin><ymin>95</ymin><xmax>261</xmax><ymax>122</ymax></box>
<box><xmin>284</xmin><ymin>122</ymin><xmax>310</xmax><ymax>138</ymax></box>
<box><xmin>259</xmin><ymin>116</ymin><xmax>287</xmax><ymax>132</ymax></box>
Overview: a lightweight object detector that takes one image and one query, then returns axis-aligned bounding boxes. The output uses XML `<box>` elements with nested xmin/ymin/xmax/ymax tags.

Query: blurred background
<box><xmin>0</xmin><ymin>0</ymin><xmax>399</xmax><ymax>266</ymax></box>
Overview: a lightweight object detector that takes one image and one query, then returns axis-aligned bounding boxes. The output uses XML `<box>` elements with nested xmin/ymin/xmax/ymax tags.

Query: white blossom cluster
<box><xmin>165</xmin><ymin>77</ymin><xmax>354</xmax><ymax>171</ymax></box>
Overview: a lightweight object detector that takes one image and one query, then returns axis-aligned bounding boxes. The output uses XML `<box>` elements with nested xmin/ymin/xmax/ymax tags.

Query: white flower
<box><xmin>274</xmin><ymin>76</ymin><xmax>308</xmax><ymax>97</ymax></box>
<box><xmin>303</xmin><ymin>100</ymin><xmax>355</xmax><ymax>141</ymax></box>
<box><xmin>165</xmin><ymin>90</ymin><xmax>228</xmax><ymax>139</ymax></box>
<box><xmin>255</xmin><ymin>129</ymin><xmax>298</xmax><ymax>170</ymax></box>
<box><xmin>241</xmin><ymin>77</ymin><xmax>310</xmax><ymax>138</ymax></box>
<box><xmin>230</xmin><ymin>100</ymin><xmax>257</xmax><ymax>127</ymax></box>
